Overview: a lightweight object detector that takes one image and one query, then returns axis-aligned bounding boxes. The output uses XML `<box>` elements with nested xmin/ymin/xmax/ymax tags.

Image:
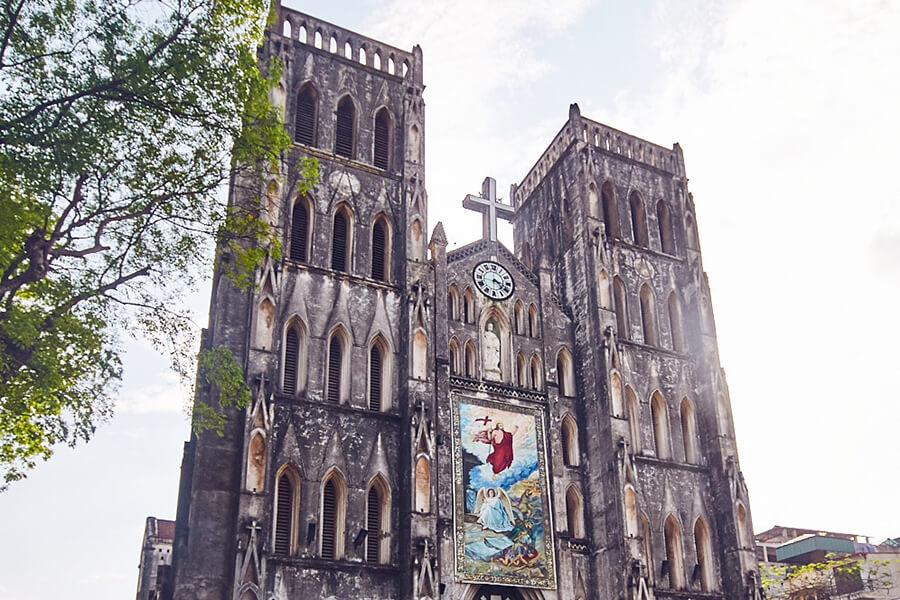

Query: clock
<box><xmin>473</xmin><ymin>261</ymin><xmax>514</xmax><ymax>300</ymax></box>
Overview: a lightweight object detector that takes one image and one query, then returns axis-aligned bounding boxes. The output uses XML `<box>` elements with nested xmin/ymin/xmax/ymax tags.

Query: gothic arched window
<box><xmin>530</xmin><ymin>354</ymin><xmax>542</xmax><ymax>391</ymax></box>
<box><xmin>368</xmin><ymin>336</ymin><xmax>389</xmax><ymax>411</ymax></box>
<box><xmin>335</xmin><ymin>96</ymin><xmax>356</xmax><ymax>158</ymax></box>
<box><xmin>516</xmin><ymin>352</ymin><xmax>527</xmax><ymax>388</ymax></box>
<box><xmin>680</xmin><ymin>397</ymin><xmax>698</xmax><ymax>464</ymax></box>
<box><xmin>274</xmin><ymin>465</ymin><xmax>300</xmax><ymax>555</ymax></box>
<box><xmin>448</xmin><ymin>285</ymin><xmax>460</xmax><ymax>320</ymax></box>
<box><xmin>321</xmin><ymin>470</ymin><xmax>346</xmax><ymax>559</ymax></box>
<box><xmin>294</xmin><ymin>83</ymin><xmax>318</xmax><ymax>146</ymax></box>
<box><xmin>327</xmin><ymin>327</ymin><xmax>349</xmax><ymax>403</ymax></box>
<box><xmin>664</xmin><ymin>515</ymin><xmax>685</xmax><ymax>589</ymax></box>
<box><xmin>694</xmin><ymin>517</ymin><xmax>715</xmax><ymax>591</ymax></box>
<box><xmin>373</xmin><ymin>107</ymin><xmax>392</xmax><ymax>170</ymax></box>
<box><xmin>657</xmin><ymin>200</ymin><xmax>675</xmax><ymax>254</ymax></box>
<box><xmin>651</xmin><ymin>391</ymin><xmax>670</xmax><ymax>460</ymax></box>
<box><xmin>626</xmin><ymin>386</ymin><xmax>641</xmax><ymax>452</ymax></box>
<box><xmin>463</xmin><ymin>288</ymin><xmax>475</xmax><ymax>324</ymax></box>
<box><xmin>290</xmin><ymin>196</ymin><xmax>311</xmax><ymax>263</ymax></box>
<box><xmin>614</xmin><ymin>276</ymin><xmax>628</xmax><ymax>339</ymax></box>
<box><xmin>528</xmin><ymin>304</ymin><xmax>538</xmax><ymax>338</ymax></box>
<box><xmin>557</xmin><ymin>348</ymin><xmax>575</xmax><ymax>397</ymax></box>
<box><xmin>371</xmin><ymin>215</ymin><xmax>390</xmax><ymax>282</ymax></box>
<box><xmin>449</xmin><ymin>337</ymin><xmax>461</xmax><ymax>376</ymax></box>
<box><xmin>561</xmin><ymin>414</ymin><xmax>579</xmax><ymax>466</ymax></box>
<box><xmin>566</xmin><ymin>485</ymin><xmax>585</xmax><ymax>538</ymax></box>
<box><xmin>464</xmin><ymin>341</ymin><xmax>476</xmax><ymax>378</ymax></box>
<box><xmin>601</xmin><ymin>182</ymin><xmax>620</xmax><ymax>239</ymax></box>
<box><xmin>283</xmin><ymin>319</ymin><xmax>307</xmax><ymax>395</ymax></box>
<box><xmin>331</xmin><ymin>204</ymin><xmax>352</xmax><ymax>272</ymax></box>
<box><xmin>514</xmin><ymin>300</ymin><xmax>525</xmax><ymax>335</ymax></box>
<box><xmin>366</xmin><ymin>476</ymin><xmax>390</xmax><ymax>563</ymax></box>
<box><xmin>624</xmin><ymin>485</ymin><xmax>638</xmax><ymax>537</ymax></box>
<box><xmin>668</xmin><ymin>292</ymin><xmax>685</xmax><ymax>352</ymax></box>
<box><xmin>629</xmin><ymin>191</ymin><xmax>649</xmax><ymax>247</ymax></box>
<box><xmin>414</xmin><ymin>456</ymin><xmax>430</xmax><ymax>513</ymax></box>
<box><xmin>640</xmin><ymin>284</ymin><xmax>658</xmax><ymax>346</ymax></box>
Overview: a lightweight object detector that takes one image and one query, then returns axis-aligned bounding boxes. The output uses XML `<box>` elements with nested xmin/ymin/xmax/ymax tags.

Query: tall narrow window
<box><xmin>557</xmin><ymin>349</ymin><xmax>574</xmax><ymax>397</ymax></box>
<box><xmin>588</xmin><ymin>183</ymin><xmax>600</xmax><ymax>219</ymax></box>
<box><xmin>449</xmin><ymin>338</ymin><xmax>460</xmax><ymax>375</ymax></box>
<box><xmin>528</xmin><ymin>304</ymin><xmax>538</xmax><ymax>338</ymax></box>
<box><xmin>642</xmin><ymin>514</ymin><xmax>653</xmax><ymax>574</ymax></box>
<box><xmin>736</xmin><ymin>503</ymin><xmax>750</xmax><ymax>549</ymax></box>
<box><xmin>516</xmin><ymin>353</ymin><xmax>527</xmax><ymax>388</ymax></box>
<box><xmin>694</xmin><ymin>517</ymin><xmax>715</xmax><ymax>591</ymax></box>
<box><xmin>415</xmin><ymin>457</ymin><xmax>430</xmax><ymax>513</ymax></box>
<box><xmin>680</xmin><ymin>397</ymin><xmax>698</xmax><ymax>464</ymax></box>
<box><xmin>412</xmin><ymin>330</ymin><xmax>427</xmax><ymax>380</ymax></box>
<box><xmin>657</xmin><ymin>200</ymin><xmax>675</xmax><ymax>254</ymax></box>
<box><xmin>640</xmin><ymin>284</ymin><xmax>657</xmax><ymax>346</ymax></box>
<box><xmin>629</xmin><ymin>191</ymin><xmax>649</xmax><ymax>247</ymax></box>
<box><xmin>530</xmin><ymin>355</ymin><xmax>542</xmax><ymax>391</ymax></box>
<box><xmin>331</xmin><ymin>205</ymin><xmax>351</xmax><ymax>272</ymax></box>
<box><xmin>294</xmin><ymin>84</ymin><xmax>317</xmax><ymax>146</ymax></box>
<box><xmin>373</xmin><ymin>108</ymin><xmax>392</xmax><ymax>169</ymax></box>
<box><xmin>327</xmin><ymin>331</ymin><xmax>345</xmax><ymax>403</ymax></box>
<box><xmin>665</xmin><ymin>515</ymin><xmax>685</xmax><ymax>589</ymax></box>
<box><xmin>685</xmin><ymin>214</ymin><xmax>699</xmax><ymax>250</ymax></box>
<box><xmin>651</xmin><ymin>392</ymin><xmax>670</xmax><ymax>460</ymax></box>
<box><xmin>274</xmin><ymin>467</ymin><xmax>298</xmax><ymax>555</ymax></box>
<box><xmin>371</xmin><ymin>216</ymin><xmax>389</xmax><ymax>281</ymax></box>
<box><xmin>369</xmin><ymin>342</ymin><xmax>383</xmax><ymax>411</ymax></box>
<box><xmin>247</xmin><ymin>433</ymin><xmax>267</xmax><ymax>493</ymax></box>
<box><xmin>283</xmin><ymin>324</ymin><xmax>301</xmax><ymax>394</ymax></box>
<box><xmin>561</xmin><ymin>415</ymin><xmax>579</xmax><ymax>466</ymax></box>
<box><xmin>614</xmin><ymin>276</ymin><xmax>628</xmax><ymax>339</ymax></box>
<box><xmin>566</xmin><ymin>486</ymin><xmax>585</xmax><ymax>538</ymax></box>
<box><xmin>598</xmin><ymin>270</ymin><xmax>611</xmax><ymax>310</ymax></box>
<box><xmin>321</xmin><ymin>478</ymin><xmax>339</xmax><ymax>558</ymax></box>
<box><xmin>668</xmin><ymin>293</ymin><xmax>685</xmax><ymax>352</ymax></box>
<box><xmin>514</xmin><ymin>301</ymin><xmax>524</xmax><ymax>335</ymax></box>
<box><xmin>463</xmin><ymin>288</ymin><xmax>475</xmax><ymax>324</ymax></box>
<box><xmin>290</xmin><ymin>198</ymin><xmax>310</xmax><ymax>262</ymax></box>
<box><xmin>464</xmin><ymin>342</ymin><xmax>476</xmax><ymax>378</ymax></box>
<box><xmin>448</xmin><ymin>285</ymin><xmax>459</xmax><ymax>320</ymax></box>
<box><xmin>366</xmin><ymin>486</ymin><xmax>382</xmax><ymax>562</ymax></box>
<box><xmin>624</xmin><ymin>486</ymin><xmax>638</xmax><ymax>537</ymax></box>
<box><xmin>335</xmin><ymin>96</ymin><xmax>355</xmax><ymax>158</ymax></box>
<box><xmin>626</xmin><ymin>386</ymin><xmax>641</xmax><ymax>452</ymax></box>
<box><xmin>601</xmin><ymin>182</ymin><xmax>620</xmax><ymax>239</ymax></box>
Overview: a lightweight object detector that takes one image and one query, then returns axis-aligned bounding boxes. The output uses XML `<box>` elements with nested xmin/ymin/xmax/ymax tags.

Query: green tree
<box><xmin>0</xmin><ymin>0</ymin><xmax>311</xmax><ymax>487</ymax></box>
<box><xmin>761</xmin><ymin>555</ymin><xmax>894</xmax><ymax>599</ymax></box>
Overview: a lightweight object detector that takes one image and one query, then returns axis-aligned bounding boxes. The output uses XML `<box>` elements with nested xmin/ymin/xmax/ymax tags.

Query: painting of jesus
<box><xmin>450</xmin><ymin>394</ymin><xmax>556</xmax><ymax>589</ymax></box>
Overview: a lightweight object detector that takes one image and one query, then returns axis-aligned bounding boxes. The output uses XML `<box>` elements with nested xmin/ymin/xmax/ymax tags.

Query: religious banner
<box><xmin>450</xmin><ymin>394</ymin><xmax>556</xmax><ymax>589</ymax></box>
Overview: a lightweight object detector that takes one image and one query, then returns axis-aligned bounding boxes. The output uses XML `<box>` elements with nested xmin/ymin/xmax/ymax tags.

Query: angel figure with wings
<box><xmin>474</xmin><ymin>487</ymin><xmax>515</xmax><ymax>532</ymax></box>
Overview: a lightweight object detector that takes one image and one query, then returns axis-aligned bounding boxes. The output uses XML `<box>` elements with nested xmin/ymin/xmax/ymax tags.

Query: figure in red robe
<box><xmin>481</xmin><ymin>423</ymin><xmax>518</xmax><ymax>478</ymax></box>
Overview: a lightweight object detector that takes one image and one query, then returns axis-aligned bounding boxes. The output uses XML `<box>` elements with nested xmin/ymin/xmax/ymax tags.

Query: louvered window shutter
<box><xmin>321</xmin><ymin>480</ymin><xmax>337</xmax><ymax>559</ymax></box>
<box><xmin>290</xmin><ymin>202</ymin><xmax>308</xmax><ymax>262</ymax></box>
<box><xmin>295</xmin><ymin>90</ymin><xmax>316</xmax><ymax>146</ymax></box>
<box><xmin>373</xmin><ymin>111</ymin><xmax>390</xmax><ymax>169</ymax></box>
<box><xmin>327</xmin><ymin>337</ymin><xmax>342</xmax><ymax>403</ymax></box>
<box><xmin>366</xmin><ymin>487</ymin><xmax>381</xmax><ymax>562</ymax></box>
<box><xmin>335</xmin><ymin>100</ymin><xmax>354</xmax><ymax>158</ymax></box>
<box><xmin>274</xmin><ymin>475</ymin><xmax>293</xmax><ymax>554</ymax></box>
<box><xmin>561</xmin><ymin>427</ymin><xmax>571</xmax><ymax>466</ymax></box>
<box><xmin>371</xmin><ymin>221</ymin><xmax>386</xmax><ymax>281</ymax></box>
<box><xmin>369</xmin><ymin>345</ymin><xmax>382</xmax><ymax>411</ymax></box>
<box><xmin>332</xmin><ymin>211</ymin><xmax>348</xmax><ymax>271</ymax></box>
<box><xmin>284</xmin><ymin>328</ymin><xmax>299</xmax><ymax>394</ymax></box>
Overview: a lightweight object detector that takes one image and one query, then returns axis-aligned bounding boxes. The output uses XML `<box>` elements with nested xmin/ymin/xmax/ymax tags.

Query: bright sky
<box><xmin>2</xmin><ymin>1</ymin><xmax>899</xmax><ymax>599</ymax></box>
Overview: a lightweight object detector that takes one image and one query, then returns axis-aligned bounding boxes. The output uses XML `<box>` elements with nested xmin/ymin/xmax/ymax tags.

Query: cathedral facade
<box><xmin>166</xmin><ymin>7</ymin><xmax>761</xmax><ymax>600</ymax></box>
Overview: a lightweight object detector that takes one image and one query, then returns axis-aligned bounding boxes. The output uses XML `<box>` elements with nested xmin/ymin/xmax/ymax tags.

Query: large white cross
<box><xmin>462</xmin><ymin>177</ymin><xmax>515</xmax><ymax>242</ymax></box>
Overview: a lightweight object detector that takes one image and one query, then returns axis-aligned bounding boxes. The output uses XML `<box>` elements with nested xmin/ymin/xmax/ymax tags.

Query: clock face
<box><xmin>473</xmin><ymin>261</ymin><xmax>515</xmax><ymax>300</ymax></box>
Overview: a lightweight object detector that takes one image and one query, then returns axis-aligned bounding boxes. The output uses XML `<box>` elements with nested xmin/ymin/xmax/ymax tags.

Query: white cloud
<box><xmin>115</xmin><ymin>370</ymin><xmax>187</xmax><ymax>415</ymax></box>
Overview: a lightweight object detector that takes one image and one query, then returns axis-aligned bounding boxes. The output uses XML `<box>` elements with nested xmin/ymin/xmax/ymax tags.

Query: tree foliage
<box><xmin>761</xmin><ymin>555</ymin><xmax>894</xmax><ymax>600</ymax></box>
<box><xmin>0</xmin><ymin>0</ymin><xmax>304</xmax><ymax>487</ymax></box>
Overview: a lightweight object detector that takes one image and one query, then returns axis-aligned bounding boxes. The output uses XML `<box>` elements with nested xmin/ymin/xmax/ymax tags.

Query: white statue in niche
<box><xmin>483</xmin><ymin>321</ymin><xmax>502</xmax><ymax>381</ymax></box>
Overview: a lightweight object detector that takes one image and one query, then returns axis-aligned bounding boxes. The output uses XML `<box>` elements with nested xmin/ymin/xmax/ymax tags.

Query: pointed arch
<box><xmin>246</xmin><ymin>431</ymin><xmax>266</xmax><ymax>493</ymax></box>
<box><xmin>613</xmin><ymin>276</ymin><xmax>628</xmax><ymax>339</ymax></box>
<box><xmin>294</xmin><ymin>82</ymin><xmax>318</xmax><ymax>146</ymax></box>
<box><xmin>514</xmin><ymin>300</ymin><xmax>525</xmax><ymax>335</ymax></box>
<box><xmin>448</xmin><ymin>284</ymin><xmax>460</xmax><ymax>320</ymax></box>
<box><xmin>449</xmin><ymin>337</ymin><xmax>461</xmax><ymax>376</ymax></box>
<box><xmin>685</xmin><ymin>213</ymin><xmax>699</xmax><ymax>250</ymax></box>
<box><xmin>664</xmin><ymin>514</ymin><xmax>685</xmax><ymax>589</ymax></box>
<box><xmin>561</xmin><ymin>414</ymin><xmax>579</xmax><ymax>466</ymax></box>
<box><xmin>668</xmin><ymin>292</ymin><xmax>685</xmax><ymax>352</ymax></box>
<box><xmin>290</xmin><ymin>194</ymin><xmax>312</xmax><ymax>263</ymax></box>
<box><xmin>368</xmin><ymin>335</ymin><xmax>391</xmax><ymax>411</ymax></box>
<box><xmin>331</xmin><ymin>203</ymin><xmax>353</xmax><ymax>272</ymax></box>
<box><xmin>639</xmin><ymin>284</ymin><xmax>658</xmax><ymax>346</ymax></box>
<box><xmin>371</xmin><ymin>213</ymin><xmax>391</xmax><ymax>282</ymax></box>
<box><xmin>366</xmin><ymin>474</ymin><xmax>391</xmax><ymax>564</ymax></box>
<box><xmin>274</xmin><ymin>464</ymin><xmax>301</xmax><ymax>555</ymax></box>
<box><xmin>516</xmin><ymin>352</ymin><xmax>527</xmax><ymax>388</ymax></box>
<box><xmin>624</xmin><ymin>484</ymin><xmax>639</xmax><ymax>537</ymax></box>
<box><xmin>254</xmin><ymin>297</ymin><xmax>275</xmax><ymax>350</ymax></box>
<box><xmin>528</xmin><ymin>303</ymin><xmax>538</xmax><ymax>338</ymax></box>
<box><xmin>601</xmin><ymin>182</ymin><xmax>620</xmax><ymax>239</ymax></box>
<box><xmin>410</xmin><ymin>217</ymin><xmax>425</xmax><ymax>262</ymax></box>
<box><xmin>736</xmin><ymin>502</ymin><xmax>750</xmax><ymax>549</ymax></box>
<box><xmin>651</xmin><ymin>391</ymin><xmax>670</xmax><ymax>460</ymax></box>
<box><xmin>530</xmin><ymin>354</ymin><xmax>542</xmax><ymax>391</ymax></box>
<box><xmin>566</xmin><ymin>485</ymin><xmax>585</xmax><ymax>538</ymax></box>
<box><xmin>373</xmin><ymin>107</ymin><xmax>393</xmax><ymax>170</ymax></box>
<box><xmin>407</xmin><ymin>123</ymin><xmax>420</xmax><ymax>162</ymax></box>
<box><xmin>556</xmin><ymin>347</ymin><xmax>575</xmax><ymax>397</ymax></box>
<box><xmin>657</xmin><ymin>200</ymin><xmax>675</xmax><ymax>254</ymax></box>
<box><xmin>609</xmin><ymin>371</ymin><xmax>624</xmax><ymax>417</ymax></box>
<box><xmin>326</xmin><ymin>326</ymin><xmax>350</xmax><ymax>404</ymax></box>
<box><xmin>588</xmin><ymin>183</ymin><xmax>600</xmax><ymax>219</ymax></box>
<box><xmin>680</xmin><ymin>397</ymin><xmax>698</xmax><ymax>464</ymax></box>
<box><xmin>625</xmin><ymin>386</ymin><xmax>641</xmax><ymax>452</ymax></box>
<box><xmin>641</xmin><ymin>512</ymin><xmax>653</xmax><ymax>577</ymax></box>
<box><xmin>314</xmin><ymin>29</ymin><xmax>323</xmax><ymax>49</ymax></box>
<box><xmin>415</xmin><ymin>456</ymin><xmax>431</xmax><ymax>513</ymax></box>
<box><xmin>463</xmin><ymin>287</ymin><xmax>475</xmax><ymax>324</ymax></box>
<box><xmin>480</xmin><ymin>306</ymin><xmax>512</xmax><ymax>382</ymax></box>
<box><xmin>283</xmin><ymin>318</ymin><xmax>308</xmax><ymax>395</ymax></box>
<box><xmin>464</xmin><ymin>341</ymin><xmax>477</xmax><ymax>378</ymax></box>
<box><xmin>694</xmin><ymin>517</ymin><xmax>716</xmax><ymax>591</ymax></box>
<box><xmin>335</xmin><ymin>95</ymin><xmax>356</xmax><ymax>158</ymax></box>
<box><xmin>320</xmin><ymin>468</ymin><xmax>347</xmax><ymax>559</ymax></box>
<box><xmin>412</xmin><ymin>328</ymin><xmax>427</xmax><ymax>380</ymax></box>
<box><xmin>598</xmin><ymin>269</ymin><xmax>611</xmax><ymax>310</ymax></box>
<box><xmin>629</xmin><ymin>191</ymin><xmax>649</xmax><ymax>247</ymax></box>
<box><xmin>328</xmin><ymin>34</ymin><xmax>337</xmax><ymax>53</ymax></box>
<box><xmin>373</xmin><ymin>50</ymin><xmax>382</xmax><ymax>70</ymax></box>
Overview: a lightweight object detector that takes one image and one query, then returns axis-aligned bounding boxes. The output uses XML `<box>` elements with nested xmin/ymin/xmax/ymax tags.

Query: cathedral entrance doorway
<box><xmin>465</xmin><ymin>585</ymin><xmax>546</xmax><ymax>600</ymax></box>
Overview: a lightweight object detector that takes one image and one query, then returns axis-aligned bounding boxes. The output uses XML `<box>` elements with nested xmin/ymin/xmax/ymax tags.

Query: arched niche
<box><xmin>478</xmin><ymin>307</ymin><xmax>512</xmax><ymax>383</ymax></box>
